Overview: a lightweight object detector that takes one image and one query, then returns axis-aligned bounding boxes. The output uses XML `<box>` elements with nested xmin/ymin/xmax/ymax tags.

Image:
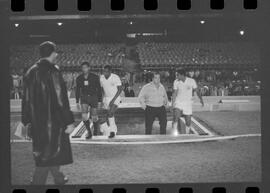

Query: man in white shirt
<box><xmin>172</xmin><ymin>69</ymin><xmax>204</xmax><ymax>134</ymax></box>
<box><xmin>138</xmin><ymin>72</ymin><xmax>168</xmax><ymax>135</ymax></box>
<box><xmin>100</xmin><ymin>65</ymin><xmax>123</xmax><ymax>138</ymax></box>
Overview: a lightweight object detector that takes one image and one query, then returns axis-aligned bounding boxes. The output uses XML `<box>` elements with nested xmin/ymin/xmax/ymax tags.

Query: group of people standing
<box><xmin>138</xmin><ymin>69</ymin><xmax>204</xmax><ymax>135</ymax></box>
<box><xmin>75</xmin><ymin>62</ymin><xmax>123</xmax><ymax>139</ymax></box>
<box><xmin>21</xmin><ymin>41</ymin><xmax>205</xmax><ymax>185</ymax></box>
<box><xmin>21</xmin><ymin>41</ymin><xmax>124</xmax><ymax>185</ymax></box>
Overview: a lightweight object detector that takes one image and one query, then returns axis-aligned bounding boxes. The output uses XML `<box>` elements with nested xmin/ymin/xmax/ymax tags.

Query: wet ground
<box><xmin>10</xmin><ymin>111</ymin><xmax>261</xmax><ymax>184</ymax></box>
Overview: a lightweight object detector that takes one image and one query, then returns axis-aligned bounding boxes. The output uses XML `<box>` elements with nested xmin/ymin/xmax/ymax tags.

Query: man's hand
<box><xmin>65</xmin><ymin>124</ymin><xmax>75</xmax><ymax>134</ymax></box>
<box><xmin>141</xmin><ymin>104</ymin><xmax>146</xmax><ymax>110</ymax></box>
<box><xmin>109</xmin><ymin>100</ymin><xmax>115</xmax><ymax>108</ymax></box>
<box><xmin>76</xmin><ymin>103</ymin><xmax>81</xmax><ymax>111</ymax></box>
<box><xmin>163</xmin><ymin>100</ymin><xmax>168</xmax><ymax>107</ymax></box>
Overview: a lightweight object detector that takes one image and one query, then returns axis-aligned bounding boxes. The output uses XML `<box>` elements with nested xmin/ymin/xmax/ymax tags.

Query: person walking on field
<box><xmin>138</xmin><ymin>72</ymin><xmax>168</xmax><ymax>135</ymax></box>
<box><xmin>171</xmin><ymin>69</ymin><xmax>204</xmax><ymax>135</ymax></box>
<box><xmin>21</xmin><ymin>41</ymin><xmax>75</xmax><ymax>185</ymax></box>
<box><xmin>99</xmin><ymin>65</ymin><xmax>123</xmax><ymax>138</ymax></box>
<box><xmin>75</xmin><ymin>62</ymin><xmax>102</xmax><ymax>139</ymax></box>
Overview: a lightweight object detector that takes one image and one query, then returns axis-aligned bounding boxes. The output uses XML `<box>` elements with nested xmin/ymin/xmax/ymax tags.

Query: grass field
<box><xmin>11</xmin><ymin>111</ymin><xmax>261</xmax><ymax>184</ymax></box>
<box><xmin>193</xmin><ymin>111</ymin><xmax>261</xmax><ymax>136</ymax></box>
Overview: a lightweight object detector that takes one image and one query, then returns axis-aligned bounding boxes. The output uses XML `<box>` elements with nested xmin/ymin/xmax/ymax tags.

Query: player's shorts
<box><xmin>80</xmin><ymin>95</ymin><xmax>98</xmax><ymax>108</ymax></box>
<box><xmin>103</xmin><ymin>97</ymin><xmax>121</xmax><ymax>109</ymax></box>
<box><xmin>174</xmin><ymin>102</ymin><xmax>193</xmax><ymax>115</ymax></box>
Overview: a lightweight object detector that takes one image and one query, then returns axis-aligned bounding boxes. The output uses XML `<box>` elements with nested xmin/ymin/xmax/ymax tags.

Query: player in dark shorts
<box><xmin>75</xmin><ymin>62</ymin><xmax>102</xmax><ymax>139</ymax></box>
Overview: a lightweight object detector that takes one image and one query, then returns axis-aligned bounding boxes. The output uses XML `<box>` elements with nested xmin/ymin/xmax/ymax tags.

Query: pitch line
<box><xmin>10</xmin><ymin>133</ymin><xmax>261</xmax><ymax>145</ymax></box>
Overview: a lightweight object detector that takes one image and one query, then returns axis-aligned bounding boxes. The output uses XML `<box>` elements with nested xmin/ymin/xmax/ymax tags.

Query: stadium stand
<box><xmin>137</xmin><ymin>42</ymin><xmax>260</xmax><ymax>68</ymax></box>
<box><xmin>10</xmin><ymin>42</ymin><xmax>260</xmax><ymax>99</ymax></box>
<box><xmin>10</xmin><ymin>43</ymin><xmax>125</xmax><ymax>69</ymax></box>
<box><xmin>10</xmin><ymin>42</ymin><xmax>260</xmax><ymax>70</ymax></box>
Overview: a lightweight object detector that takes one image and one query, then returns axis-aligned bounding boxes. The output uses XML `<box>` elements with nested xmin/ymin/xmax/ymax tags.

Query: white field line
<box><xmin>11</xmin><ymin>133</ymin><xmax>261</xmax><ymax>145</ymax></box>
<box><xmin>191</xmin><ymin>117</ymin><xmax>215</xmax><ymax>136</ymax></box>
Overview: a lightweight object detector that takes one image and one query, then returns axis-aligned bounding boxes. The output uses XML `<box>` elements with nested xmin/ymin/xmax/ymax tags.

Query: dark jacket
<box><xmin>22</xmin><ymin>59</ymin><xmax>74</xmax><ymax>167</ymax></box>
<box><xmin>124</xmin><ymin>89</ymin><xmax>135</xmax><ymax>97</ymax></box>
<box><xmin>75</xmin><ymin>72</ymin><xmax>102</xmax><ymax>103</ymax></box>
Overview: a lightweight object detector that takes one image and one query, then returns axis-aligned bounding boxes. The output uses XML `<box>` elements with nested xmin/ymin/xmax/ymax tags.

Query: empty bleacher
<box><xmin>137</xmin><ymin>42</ymin><xmax>260</xmax><ymax>68</ymax></box>
<box><xmin>10</xmin><ymin>42</ymin><xmax>260</xmax><ymax>70</ymax></box>
<box><xmin>10</xmin><ymin>43</ymin><xmax>125</xmax><ymax>69</ymax></box>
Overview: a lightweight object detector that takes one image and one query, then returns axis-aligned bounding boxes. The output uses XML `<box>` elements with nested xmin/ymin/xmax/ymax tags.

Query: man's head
<box><xmin>39</xmin><ymin>41</ymin><xmax>58</xmax><ymax>63</ymax></box>
<box><xmin>151</xmin><ymin>72</ymin><xmax>161</xmax><ymax>85</ymax></box>
<box><xmin>81</xmin><ymin>62</ymin><xmax>90</xmax><ymax>75</ymax></box>
<box><xmin>176</xmin><ymin>69</ymin><xmax>186</xmax><ymax>81</ymax></box>
<box><xmin>103</xmin><ymin>65</ymin><xmax>112</xmax><ymax>78</ymax></box>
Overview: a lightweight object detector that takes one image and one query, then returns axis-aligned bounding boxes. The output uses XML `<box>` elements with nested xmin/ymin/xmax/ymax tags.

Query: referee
<box><xmin>76</xmin><ymin>62</ymin><xmax>102</xmax><ymax>139</ymax></box>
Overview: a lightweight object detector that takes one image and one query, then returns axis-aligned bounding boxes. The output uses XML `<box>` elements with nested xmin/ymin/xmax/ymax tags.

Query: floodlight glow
<box><xmin>57</xmin><ymin>22</ymin><xmax>63</xmax><ymax>26</ymax></box>
<box><xmin>173</xmin><ymin>129</ymin><xmax>179</xmax><ymax>136</ymax></box>
<box><xmin>200</xmin><ymin>20</ymin><xmax>205</xmax><ymax>24</ymax></box>
<box><xmin>14</xmin><ymin>23</ymin><xmax>19</xmax><ymax>27</ymax></box>
<box><xmin>240</xmin><ymin>30</ymin><xmax>244</xmax><ymax>35</ymax></box>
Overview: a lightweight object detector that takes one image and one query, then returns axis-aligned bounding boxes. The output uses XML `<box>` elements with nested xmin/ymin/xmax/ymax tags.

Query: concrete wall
<box><xmin>10</xmin><ymin>96</ymin><xmax>260</xmax><ymax>113</ymax></box>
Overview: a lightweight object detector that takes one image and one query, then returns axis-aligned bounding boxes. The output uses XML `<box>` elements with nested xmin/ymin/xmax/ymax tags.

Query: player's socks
<box><xmin>172</xmin><ymin>122</ymin><xmax>179</xmax><ymax>136</ymax></box>
<box><xmin>108</xmin><ymin>117</ymin><xmax>117</xmax><ymax>134</ymax></box>
<box><xmin>186</xmin><ymin>126</ymin><xmax>191</xmax><ymax>134</ymax></box>
<box><xmin>93</xmin><ymin>121</ymin><xmax>99</xmax><ymax>136</ymax></box>
<box><xmin>83</xmin><ymin>119</ymin><xmax>92</xmax><ymax>139</ymax></box>
<box><xmin>100</xmin><ymin>122</ymin><xmax>110</xmax><ymax>136</ymax></box>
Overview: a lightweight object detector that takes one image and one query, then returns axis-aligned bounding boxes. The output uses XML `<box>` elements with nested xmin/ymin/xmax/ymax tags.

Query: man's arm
<box><xmin>171</xmin><ymin>89</ymin><xmax>177</xmax><ymax>108</ymax></box>
<box><xmin>171</xmin><ymin>80</ymin><xmax>178</xmax><ymax>108</ymax></box>
<box><xmin>194</xmin><ymin>88</ymin><xmax>204</xmax><ymax>106</ymax></box>
<box><xmin>96</xmin><ymin>75</ymin><xmax>102</xmax><ymax>103</ymax></box>
<box><xmin>138</xmin><ymin>86</ymin><xmax>147</xmax><ymax>110</ymax></box>
<box><xmin>163</xmin><ymin>86</ymin><xmax>169</xmax><ymax>106</ymax></box>
<box><xmin>75</xmin><ymin>76</ymin><xmax>80</xmax><ymax>104</ymax></box>
<box><xmin>109</xmin><ymin>75</ymin><xmax>123</xmax><ymax>106</ymax></box>
<box><xmin>193</xmin><ymin>80</ymin><xmax>204</xmax><ymax>106</ymax></box>
<box><xmin>109</xmin><ymin>85</ymin><xmax>123</xmax><ymax>106</ymax></box>
<box><xmin>55</xmin><ymin>71</ymin><xmax>75</xmax><ymax>127</ymax></box>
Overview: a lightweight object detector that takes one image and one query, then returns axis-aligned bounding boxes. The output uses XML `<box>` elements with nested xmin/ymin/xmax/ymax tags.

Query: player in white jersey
<box><xmin>171</xmin><ymin>69</ymin><xmax>204</xmax><ymax>134</ymax></box>
<box><xmin>100</xmin><ymin>65</ymin><xmax>123</xmax><ymax>138</ymax></box>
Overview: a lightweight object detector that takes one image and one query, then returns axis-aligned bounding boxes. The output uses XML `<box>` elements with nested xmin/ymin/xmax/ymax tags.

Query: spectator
<box><xmin>125</xmin><ymin>86</ymin><xmax>135</xmax><ymax>97</ymax></box>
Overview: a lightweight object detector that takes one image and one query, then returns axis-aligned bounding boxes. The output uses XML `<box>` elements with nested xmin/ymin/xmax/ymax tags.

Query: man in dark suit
<box><xmin>75</xmin><ymin>62</ymin><xmax>102</xmax><ymax>139</ymax></box>
<box><xmin>22</xmin><ymin>41</ymin><xmax>75</xmax><ymax>185</ymax></box>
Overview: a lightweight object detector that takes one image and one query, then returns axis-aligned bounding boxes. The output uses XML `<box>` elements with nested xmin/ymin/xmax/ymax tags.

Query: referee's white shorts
<box><xmin>103</xmin><ymin>97</ymin><xmax>121</xmax><ymax>109</ymax></box>
<box><xmin>174</xmin><ymin>102</ymin><xmax>193</xmax><ymax>115</ymax></box>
